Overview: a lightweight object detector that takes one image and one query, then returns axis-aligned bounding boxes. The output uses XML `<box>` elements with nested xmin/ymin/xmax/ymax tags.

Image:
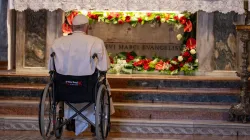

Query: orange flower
<box><xmin>62</xmin><ymin>23</ymin><xmax>72</xmax><ymax>34</ymax></box>
<box><xmin>155</xmin><ymin>60</ymin><xmax>164</xmax><ymax>70</ymax></box>
<box><xmin>67</xmin><ymin>11</ymin><xmax>78</xmax><ymax>25</ymax></box>
<box><xmin>165</xmin><ymin>13</ymin><xmax>170</xmax><ymax>20</ymax></box>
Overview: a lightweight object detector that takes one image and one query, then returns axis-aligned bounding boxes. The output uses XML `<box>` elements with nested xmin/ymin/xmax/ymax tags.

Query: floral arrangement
<box><xmin>62</xmin><ymin>10</ymin><xmax>197</xmax><ymax>75</ymax></box>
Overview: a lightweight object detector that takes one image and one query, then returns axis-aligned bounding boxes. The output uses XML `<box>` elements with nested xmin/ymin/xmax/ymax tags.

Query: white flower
<box><xmin>63</xmin><ymin>33</ymin><xmax>68</xmax><ymax>36</ymax></box>
<box><xmin>195</xmin><ymin>59</ymin><xmax>198</xmax><ymax>63</ymax></box>
<box><xmin>161</xmin><ymin>18</ymin><xmax>166</xmax><ymax>23</ymax></box>
<box><xmin>178</xmin><ymin>14</ymin><xmax>184</xmax><ymax>18</ymax></box>
<box><xmin>131</xmin><ymin>17</ymin><xmax>138</xmax><ymax>21</ymax></box>
<box><xmin>178</xmin><ymin>56</ymin><xmax>183</xmax><ymax>62</ymax></box>
<box><xmin>190</xmin><ymin>49</ymin><xmax>196</xmax><ymax>54</ymax></box>
<box><xmin>81</xmin><ymin>10</ymin><xmax>88</xmax><ymax>16</ymax></box>
<box><xmin>135</xmin><ymin>13</ymin><xmax>140</xmax><ymax>18</ymax></box>
<box><xmin>103</xmin><ymin>12</ymin><xmax>108</xmax><ymax>18</ymax></box>
<box><xmin>174</xmin><ymin>24</ymin><xmax>183</xmax><ymax>31</ymax></box>
<box><xmin>165</xmin><ymin>63</ymin><xmax>171</xmax><ymax>70</ymax></box>
<box><xmin>176</xmin><ymin>34</ymin><xmax>182</xmax><ymax>41</ymax></box>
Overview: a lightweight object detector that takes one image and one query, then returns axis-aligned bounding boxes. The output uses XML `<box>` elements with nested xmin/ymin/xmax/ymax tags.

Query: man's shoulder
<box><xmin>86</xmin><ymin>35</ymin><xmax>104</xmax><ymax>43</ymax></box>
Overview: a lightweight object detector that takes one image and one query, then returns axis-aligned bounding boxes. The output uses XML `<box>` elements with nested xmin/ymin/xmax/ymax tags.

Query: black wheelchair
<box><xmin>38</xmin><ymin>52</ymin><xmax>110</xmax><ymax>140</ymax></box>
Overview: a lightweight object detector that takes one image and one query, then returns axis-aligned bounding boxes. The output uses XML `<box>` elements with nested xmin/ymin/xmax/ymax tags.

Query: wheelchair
<box><xmin>38</xmin><ymin>52</ymin><xmax>110</xmax><ymax>140</ymax></box>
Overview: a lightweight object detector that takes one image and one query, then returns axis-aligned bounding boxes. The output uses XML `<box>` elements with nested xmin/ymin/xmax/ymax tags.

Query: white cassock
<box><xmin>48</xmin><ymin>31</ymin><xmax>115</xmax><ymax>135</ymax></box>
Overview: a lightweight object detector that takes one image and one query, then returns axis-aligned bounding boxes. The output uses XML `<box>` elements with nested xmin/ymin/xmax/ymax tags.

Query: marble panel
<box><xmin>88</xmin><ymin>22</ymin><xmax>183</xmax><ymax>58</ymax></box>
<box><xmin>0</xmin><ymin>0</ymin><xmax>8</xmax><ymax>61</ymax></box>
<box><xmin>213</xmin><ymin>12</ymin><xmax>238</xmax><ymax>70</ymax></box>
<box><xmin>24</xmin><ymin>10</ymin><xmax>47</xmax><ymax>67</ymax></box>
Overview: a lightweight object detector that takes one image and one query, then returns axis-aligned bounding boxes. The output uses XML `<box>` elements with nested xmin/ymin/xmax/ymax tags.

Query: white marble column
<box><xmin>196</xmin><ymin>11</ymin><xmax>214</xmax><ymax>75</ymax></box>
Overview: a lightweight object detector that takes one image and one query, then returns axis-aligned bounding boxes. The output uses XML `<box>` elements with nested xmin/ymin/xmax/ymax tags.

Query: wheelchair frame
<box><xmin>38</xmin><ymin>52</ymin><xmax>111</xmax><ymax>140</ymax></box>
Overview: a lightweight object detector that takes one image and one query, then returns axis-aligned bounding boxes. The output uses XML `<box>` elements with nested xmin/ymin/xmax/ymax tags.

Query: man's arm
<box><xmin>91</xmin><ymin>39</ymin><xmax>110</xmax><ymax>71</ymax></box>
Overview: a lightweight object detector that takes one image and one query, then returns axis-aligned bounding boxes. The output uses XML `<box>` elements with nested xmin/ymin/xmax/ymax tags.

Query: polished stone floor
<box><xmin>0</xmin><ymin>131</ymin><xmax>250</xmax><ymax>140</ymax></box>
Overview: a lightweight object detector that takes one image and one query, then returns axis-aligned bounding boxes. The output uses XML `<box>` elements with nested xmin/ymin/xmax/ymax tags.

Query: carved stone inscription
<box><xmin>89</xmin><ymin>22</ymin><xmax>183</xmax><ymax>58</ymax></box>
<box><xmin>25</xmin><ymin>10</ymin><xmax>47</xmax><ymax>67</ymax></box>
<box><xmin>105</xmin><ymin>43</ymin><xmax>182</xmax><ymax>58</ymax></box>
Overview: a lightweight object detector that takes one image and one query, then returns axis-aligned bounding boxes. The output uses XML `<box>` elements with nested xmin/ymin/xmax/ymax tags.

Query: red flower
<box><xmin>173</xmin><ymin>57</ymin><xmax>178</xmax><ymax>62</ymax></box>
<box><xmin>118</xmin><ymin>19</ymin><xmax>124</xmax><ymax>24</ymax></box>
<box><xmin>144</xmin><ymin>59</ymin><xmax>152</xmax><ymax>65</ymax></box>
<box><xmin>187</xmin><ymin>56</ymin><xmax>193</xmax><ymax>62</ymax></box>
<box><xmin>109</xmin><ymin>56</ymin><xmax>114</xmax><ymax>64</ymax></box>
<box><xmin>126</xmin><ymin>52</ymin><xmax>134</xmax><ymax>60</ymax></box>
<box><xmin>125</xmin><ymin>16</ymin><xmax>131</xmax><ymax>23</ymax></box>
<box><xmin>133</xmin><ymin>60</ymin><xmax>144</xmax><ymax>66</ymax></box>
<box><xmin>183</xmin><ymin>51</ymin><xmax>191</xmax><ymax>58</ymax></box>
<box><xmin>90</xmin><ymin>14</ymin><xmax>98</xmax><ymax>20</ymax></box>
<box><xmin>126</xmin><ymin>59</ymin><xmax>131</xmax><ymax>63</ymax></box>
<box><xmin>169</xmin><ymin>66</ymin><xmax>177</xmax><ymax>71</ymax></box>
<box><xmin>156</xmin><ymin>16</ymin><xmax>161</xmax><ymax>21</ymax></box>
<box><xmin>138</xmin><ymin>17</ymin><xmax>143</xmax><ymax>23</ymax></box>
<box><xmin>116</xmin><ymin>13</ymin><xmax>120</xmax><ymax>18</ymax></box>
<box><xmin>128</xmin><ymin>55</ymin><xmax>134</xmax><ymax>60</ymax></box>
<box><xmin>147</xmin><ymin>13</ymin><xmax>152</xmax><ymax>17</ymax></box>
<box><xmin>186</xmin><ymin>38</ymin><xmax>196</xmax><ymax>49</ymax></box>
<box><xmin>184</xmin><ymin>20</ymin><xmax>192</xmax><ymax>32</ymax></box>
<box><xmin>165</xmin><ymin>14</ymin><xmax>170</xmax><ymax>20</ymax></box>
<box><xmin>174</xmin><ymin>15</ymin><xmax>179</xmax><ymax>20</ymax></box>
<box><xmin>87</xmin><ymin>12</ymin><xmax>92</xmax><ymax>17</ymax></box>
<box><xmin>179</xmin><ymin>16</ymin><xmax>187</xmax><ymax>25</ymax></box>
<box><xmin>180</xmin><ymin>63</ymin><xmax>184</xmax><ymax>67</ymax></box>
<box><xmin>165</xmin><ymin>60</ymin><xmax>170</xmax><ymax>64</ymax></box>
<box><xmin>62</xmin><ymin>23</ymin><xmax>72</xmax><ymax>33</ymax></box>
<box><xmin>107</xmin><ymin>15</ymin><xmax>113</xmax><ymax>20</ymax></box>
<box><xmin>155</xmin><ymin>60</ymin><xmax>164</xmax><ymax>70</ymax></box>
<box><xmin>143</xmin><ymin>64</ymin><xmax>149</xmax><ymax>70</ymax></box>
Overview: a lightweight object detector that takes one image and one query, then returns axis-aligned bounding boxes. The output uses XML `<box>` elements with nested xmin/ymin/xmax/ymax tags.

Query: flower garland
<box><xmin>62</xmin><ymin>11</ymin><xmax>197</xmax><ymax>75</ymax></box>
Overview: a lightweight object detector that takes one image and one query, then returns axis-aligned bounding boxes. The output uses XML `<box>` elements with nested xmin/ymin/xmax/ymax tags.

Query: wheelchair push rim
<box><xmin>39</xmin><ymin>83</ymin><xmax>53</xmax><ymax>140</ymax></box>
<box><xmin>95</xmin><ymin>84</ymin><xmax>110</xmax><ymax>140</ymax></box>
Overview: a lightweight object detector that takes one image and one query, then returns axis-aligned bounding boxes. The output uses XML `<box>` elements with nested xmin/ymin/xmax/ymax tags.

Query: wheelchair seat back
<box><xmin>54</xmin><ymin>70</ymin><xmax>98</xmax><ymax>103</ymax></box>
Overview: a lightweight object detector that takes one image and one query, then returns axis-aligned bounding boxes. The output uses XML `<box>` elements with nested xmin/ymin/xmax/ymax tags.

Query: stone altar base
<box><xmin>0</xmin><ymin>72</ymin><xmax>250</xmax><ymax>136</ymax></box>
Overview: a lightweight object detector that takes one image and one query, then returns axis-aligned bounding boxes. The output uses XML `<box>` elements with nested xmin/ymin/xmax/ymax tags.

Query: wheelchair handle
<box><xmin>92</xmin><ymin>53</ymin><xmax>98</xmax><ymax>59</ymax></box>
<box><xmin>51</xmin><ymin>52</ymin><xmax>55</xmax><ymax>57</ymax></box>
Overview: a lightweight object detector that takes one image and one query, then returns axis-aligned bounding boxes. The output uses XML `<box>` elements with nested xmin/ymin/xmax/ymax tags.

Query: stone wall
<box><xmin>0</xmin><ymin>0</ymin><xmax>8</xmax><ymax>61</ymax></box>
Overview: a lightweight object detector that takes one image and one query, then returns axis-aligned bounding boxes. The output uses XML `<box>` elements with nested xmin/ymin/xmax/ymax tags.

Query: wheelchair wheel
<box><xmin>39</xmin><ymin>83</ymin><xmax>53</xmax><ymax>140</ymax></box>
<box><xmin>95</xmin><ymin>84</ymin><xmax>110</xmax><ymax>140</ymax></box>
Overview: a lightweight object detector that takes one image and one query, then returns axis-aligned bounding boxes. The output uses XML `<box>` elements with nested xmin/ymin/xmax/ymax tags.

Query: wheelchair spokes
<box><xmin>95</xmin><ymin>84</ymin><xmax>110</xmax><ymax>140</ymax></box>
<box><xmin>39</xmin><ymin>84</ymin><xmax>54</xmax><ymax>140</ymax></box>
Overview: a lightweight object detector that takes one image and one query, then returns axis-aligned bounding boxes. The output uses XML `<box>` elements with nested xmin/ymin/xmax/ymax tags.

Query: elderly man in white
<box><xmin>49</xmin><ymin>15</ymin><xmax>115</xmax><ymax>135</ymax></box>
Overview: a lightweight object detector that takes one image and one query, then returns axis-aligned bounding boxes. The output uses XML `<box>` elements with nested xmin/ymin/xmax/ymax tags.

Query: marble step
<box><xmin>0</xmin><ymin>100</ymin><xmax>232</xmax><ymax>121</ymax></box>
<box><xmin>0</xmin><ymin>84</ymin><xmax>240</xmax><ymax>104</ymax></box>
<box><xmin>0</xmin><ymin>73</ymin><xmax>246</xmax><ymax>89</ymax></box>
<box><xmin>1</xmin><ymin>115</ymin><xmax>250</xmax><ymax>136</ymax></box>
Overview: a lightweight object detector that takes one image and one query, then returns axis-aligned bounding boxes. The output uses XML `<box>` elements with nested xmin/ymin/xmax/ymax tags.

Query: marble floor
<box><xmin>0</xmin><ymin>131</ymin><xmax>250</xmax><ymax>140</ymax></box>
